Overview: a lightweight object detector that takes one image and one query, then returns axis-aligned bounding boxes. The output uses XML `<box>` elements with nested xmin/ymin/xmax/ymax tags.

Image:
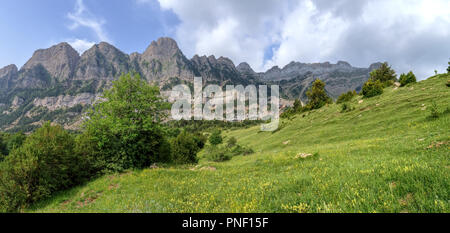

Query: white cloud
<box><xmin>67</xmin><ymin>0</ymin><xmax>111</xmax><ymax>42</ymax></box>
<box><xmin>67</xmin><ymin>38</ymin><xmax>95</xmax><ymax>54</ymax></box>
<box><xmin>153</xmin><ymin>0</ymin><xmax>449</xmax><ymax>79</ymax></box>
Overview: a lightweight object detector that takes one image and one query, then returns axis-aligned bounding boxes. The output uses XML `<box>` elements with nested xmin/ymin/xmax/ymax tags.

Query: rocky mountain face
<box><xmin>0</xmin><ymin>37</ymin><xmax>379</xmax><ymax>132</ymax></box>
<box><xmin>256</xmin><ymin>61</ymin><xmax>382</xmax><ymax>100</ymax></box>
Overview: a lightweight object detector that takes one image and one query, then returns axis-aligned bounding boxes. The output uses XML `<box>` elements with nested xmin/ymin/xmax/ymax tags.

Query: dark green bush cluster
<box><xmin>0</xmin><ymin>123</ymin><xmax>88</xmax><ymax>212</ymax></box>
<box><xmin>399</xmin><ymin>71</ymin><xmax>416</xmax><ymax>87</ymax></box>
<box><xmin>361</xmin><ymin>62</ymin><xmax>397</xmax><ymax>98</ymax></box>
<box><xmin>305</xmin><ymin>79</ymin><xmax>332</xmax><ymax>110</ymax></box>
<box><xmin>369</xmin><ymin>62</ymin><xmax>397</xmax><ymax>87</ymax></box>
<box><xmin>170</xmin><ymin>131</ymin><xmax>206</xmax><ymax>164</ymax></box>
<box><xmin>336</xmin><ymin>90</ymin><xmax>357</xmax><ymax>104</ymax></box>
<box><xmin>0</xmin><ymin>132</ymin><xmax>26</xmax><ymax>160</ymax></box>
<box><xmin>362</xmin><ymin>80</ymin><xmax>384</xmax><ymax>98</ymax></box>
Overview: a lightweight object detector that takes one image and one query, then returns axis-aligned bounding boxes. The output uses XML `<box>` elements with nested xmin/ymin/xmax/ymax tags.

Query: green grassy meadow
<box><xmin>29</xmin><ymin>74</ymin><xmax>449</xmax><ymax>213</ymax></box>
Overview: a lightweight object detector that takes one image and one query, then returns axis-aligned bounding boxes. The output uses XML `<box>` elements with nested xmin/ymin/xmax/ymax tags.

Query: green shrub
<box><xmin>209</xmin><ymin>129</ymin><xmax>223</xmax><ymax>146</ymax></box>
<box><xmin>429</xmin><ymin>101</ymin><xmax>440</xmax><ymax>119</ymax></box>
<box><xmin>362</xmin><ymin>80</ymin><xmax>384</xmax><ymax>98</ymax></box>
<box><xmin>336</xmin><ymin>90</ymin><xmax>357</xmax><ymax>104</ymax></box>
<box><xmin>226</xmin><ymin>137</ymin><xmax>237</xmax><ymax>148</ymax></box>
<box><xmin>399</xmin><ymin>71</ymin><xmax>417</xmax><ymax>87</ymax></box>
<box><xmin>0</xmin><ymin>134</ymin><xmax>7</xmax><ymax>157</ymax></box>
<box><xmin>82</xmin><ymin>72</ymin><xmax>170</xmax><ymax>172</ymax></box>
<box><xmin>305</xmin><ymin>79</ymin><xmax>332</xmax><ymax>110</ymax></box>
<box><xmin>0</xmin><ymin>123</ymin><xmax>82</xmax><ymax>212</ymax></box>
<box><xmin>192</xmin><ymin>133</ymin><xmax>207</xmax><ymax>149</ymax></box>
<box><xmin>369</xmin><ymin>62</ymin><xmax>397</xmax><ymax>86</ymax></box>
<box><xmin>170</xmin><ymin>131</ymin><xmax>200</xmax><ymax>164</ymax></box>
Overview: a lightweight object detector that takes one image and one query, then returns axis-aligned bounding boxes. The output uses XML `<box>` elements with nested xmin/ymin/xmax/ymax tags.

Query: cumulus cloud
<box><xmin>67</xmin><ymin>0</ymin><xmax>111</xmax><ymax>42</ymax></box>
<box><xmin>150</xmin><ymin>0</ymin><xmax>449</xmax><ymax>79</ymax></box>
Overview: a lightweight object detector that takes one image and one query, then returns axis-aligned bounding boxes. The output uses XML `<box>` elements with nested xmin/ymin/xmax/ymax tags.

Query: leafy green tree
<box><xmin>369</xmin><ymin>62</ymin><xmax>397</xmax><ymax>86</ymax></box>
<box><xmin>170</xmin><ymin>131</ymin><xmax>200</xmax><ymax>164</ymax></box>
<box><xmin>0</xmin><ymin>133</ymin><xmax>7</xmax><ymax>157</ymax></box>
<box><xmin>209</xmin><ymin>129</ymin><xmax>223</xmax><ymax>146</ymax></box>
<box><xmin>305</xmin><ymin>79</ymin><xmax>332</xmax><ymax>110</ymax></box>
<box><xmin>399</xmin><ymin>71</ymin><xmax>417</xmax><ymax>87</ymax></box>
<box><xmin>82</xmin><ymin>72</ymin><xmax>170</xmax><ymax>172</ymax></box>
<box><xmin>6</xmin><ymin>132</ymin><xmax>26</xmax><ymax>153</ymax></box>
<box><xmin>293</xmin><ymin>99</ymin><xmax>302</xmax><ymax>112</ymax></box>
<box><xmin>362</xmin><ymin>80</ymin><xmax>384</xmax><ymax>98</ymax></box>
<box><xmin>447</xmin><ymin>60</ymin><xmax>450</xmax><ymax>74</ymax></box>
<box><xmin>0</xmin><ymin>122</ymin><xmax>82</xmax><ymax>212</ymax></box>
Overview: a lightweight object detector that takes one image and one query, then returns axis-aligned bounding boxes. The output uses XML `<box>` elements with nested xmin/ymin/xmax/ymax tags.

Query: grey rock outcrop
<box><xmin>22</xmin><ymin>42</ymin><xmax>80</xmax><ymax>82</ymax></box>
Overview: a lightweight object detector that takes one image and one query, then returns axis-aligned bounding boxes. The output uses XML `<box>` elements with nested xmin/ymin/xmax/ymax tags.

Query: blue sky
<box><xmin>0</xmin><ymin>0</ymin><xmax>179</xmax><ymax>68</ymax></box>
<box><xmin>1</xmin><ymin>0</ymin><xmax>449</xmax><ymax>79</ymax></box>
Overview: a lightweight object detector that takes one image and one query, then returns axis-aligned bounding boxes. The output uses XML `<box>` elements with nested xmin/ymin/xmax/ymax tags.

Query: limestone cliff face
<box><xmin>22</xmin><ymin>42</ymin><xmax>80</xmax><ymax>82</ymax></box>
<box><xmin>74</xmin><ymin>42</ymin><xmax>130</xmax><ymax>81</ymax></box>
<box><xmin>0</xmin><ymin>64</ymin><xmax>18</xmax><ymax>91</ymax></box>
<box><xmin>33</xmin><ymin>93</ymin><xmax>102</xmax><ymax>111</ymax></box>
<box><xmin>139</xmin><ymin>37</ymin><xmax>195</xmax><ymax>83</ymax></box>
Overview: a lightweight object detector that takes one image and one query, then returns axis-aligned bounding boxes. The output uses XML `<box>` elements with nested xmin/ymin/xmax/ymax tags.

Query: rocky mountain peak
<box><xmin>142</xmin><ymin>37</ymin><xmax>182</xmax><ymax>60</ymax></box>
<box><xmin>337</xmin><ymin>61</ymin><xmax>351</xmax><ymax>67</ymax></box>
<box><xmin>22</xmin><ymin>42</ymin><xmax>80</xmax><ymax>82</ymax></box>
<box><xmin>0</xmin><ymin>64</ymin><xmax>19</xmax><ymax>91</ymax></box>
<box><xmin>74</xmin><ymin>42</ymin><xmax>130</xmax><ymax>81</ymax></box>
<box><xmin>236</xmin><ymin>62</ymin><xmax>255</xmax><ymax>74</ymax></box>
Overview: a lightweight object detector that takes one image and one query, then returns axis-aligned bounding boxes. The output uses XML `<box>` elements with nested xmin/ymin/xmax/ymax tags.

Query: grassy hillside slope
<box><xmin>30</xmin><ymin>74</ymin><xmax>449</xmax><ymax>213</ymax></box>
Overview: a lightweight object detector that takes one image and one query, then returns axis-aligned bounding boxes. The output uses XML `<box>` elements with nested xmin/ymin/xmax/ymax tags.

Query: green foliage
<box><xmin>447</xmin><ymin>61</ymin><xmax>450</xmax><ymax>74</ymax></box>
<box><xmin>0</xmin><ymin>133</ymin><xmax>7</xmax><ymax>157</ymax></box>
<box><xmin>336</xmin><ymin>90</ymin><xmax>357</xmax><ymax>104</ymax></box>
<box><xmin>362</xmin><ymin>79</ymin><xmax>384</xmax><ymax>98</ymax></box>
<box><xmin>6</xmin><ymin>132</ymin><xmax>26</xmax><ymax>153</ymax></box>
<box><xmin>209</xmin><ymin>129</ymin><xmax>223</xmax><ymax>146</ymax></box>
<box><xmin>428</xmin><ymin>101</ymin><xmax>440</xmax><ymax>119</ymax></box>
<box><xmin>81</xmin><ymin>72</ymin><xmax>170</xmax><ymax>172</ymax></box>
<box><xmin>0</xmin><ymin>122</ymin><xmax>83</xmax><ymax>212</ymax></box>
<box><xmin>170</xmin><ymin>131</ymin><xmax>201</xmax><ymax>164</ymax></box>
<box><xmin>369</xmin><ymin>62</ymin><xmax>397</xmax><ymax>86</ymax></box>
<box><xmin>305</xmin><ymin>79</ymin><xmax>332</xmax><ymax>110</ymax></box>
<box><xmin>399</xmin><ymin>71</ymin><xmax>417</xmax><ymax>87</ymax></box>
<box><xmin>226</xmin><ymin>137</ymin><xmax>237</xmax><ymax>148</ymax></box>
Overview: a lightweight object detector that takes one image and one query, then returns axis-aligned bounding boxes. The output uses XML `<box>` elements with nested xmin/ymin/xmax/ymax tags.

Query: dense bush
<box><xmin>81</xmin><ymin>72</ymin><xmax>170</xmax><ymax>172</ymax></box>
<box><xmin>362</xmin><ymin>80</ymin><xmax>384</xmax><ymax>98</ymax></box>
<box><xmin>336</xmin><ymin>90</ymin><xmax>357</xmax><ymax>104</ymax></box>
<box><xmin>305</xmin><ymin>79</ymin><xmax>332</xmax><ymax>110</ymax></box>
<box><xmin>447</xmin><ymin>61</ymin><xmax>450</xmax><ymax>74</ymax></box>
<box><xmin>369</xmin><ymin>62</ymin><xmax>397</xmax><ymax>86</ymax></box>
<box><xmin>0</xmin><ymin>134</ymin><xmax>7</xmax><ymax>158</ymax></box>
<box><xmin>399</xmin><ymin>71</ymin><xmax>417</xmax><ymax>87</ymax></box>
<box><xmin>209</xmin><ymin>129</ymin><xmax>223</xmax><ymax>146</ymax></box>
<box><xmin>170</xmin><ymin>131</ymin><xmax>201</xmax><ymax>164</ymax></box>
<box><xmin>0</xmin><ymin>123</ymin><xmax>83</xmax><ymax>212</ymax></box>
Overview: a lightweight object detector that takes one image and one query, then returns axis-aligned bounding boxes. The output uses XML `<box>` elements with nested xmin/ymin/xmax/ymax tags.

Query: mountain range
<box><xmin>0</xmin><ymin>37</ymin><xmax>381</xmax><ymax>132</ymax></box>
